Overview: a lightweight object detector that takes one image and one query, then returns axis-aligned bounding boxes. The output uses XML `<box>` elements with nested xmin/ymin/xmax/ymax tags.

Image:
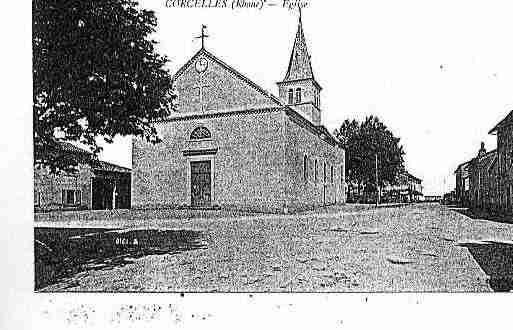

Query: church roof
<box><xmin>489</xmin><ymin>110</ymin><xmax>513</xmax><ymax>134</ymax></box>
<box><xmin>282</xmin><ymin>13</ymin><xmax>317</xmax><ymax>83</ymax></box>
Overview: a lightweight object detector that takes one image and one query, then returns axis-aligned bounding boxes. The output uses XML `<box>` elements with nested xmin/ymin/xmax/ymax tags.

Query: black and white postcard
<box><xmin>3</xmin><ymin>0</ymin><xmax>513</xmax><ymax>328</ymax></box>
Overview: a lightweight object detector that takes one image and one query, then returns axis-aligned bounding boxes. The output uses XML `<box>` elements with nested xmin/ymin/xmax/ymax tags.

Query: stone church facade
<box><xmin>132</xmin><ymin>16</ymin><xmax>346</xmax><ymax>213</ymax></box>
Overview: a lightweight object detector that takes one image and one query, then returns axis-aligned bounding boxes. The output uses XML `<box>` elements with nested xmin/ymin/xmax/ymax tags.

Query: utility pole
<box><xmin>375</xmin><ymin>153</ymin><xmax>380</xmax><ymax>206</ymax></box>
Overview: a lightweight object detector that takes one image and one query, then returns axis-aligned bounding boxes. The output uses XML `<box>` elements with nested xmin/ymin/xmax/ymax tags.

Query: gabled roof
<box><xmin>281</xmin><ymin>13</ymin><xmax>317</xmax><ymax>83</ymax></box>
<box><xmin>55</xmin><ymin>141</ymin><xmax>92</xmax><ymax>156</ymax></box>
<box><xmin>92</xmin><ymin>160</ymin><xmax>131</xmax><ymax>173</ymax></box>
<box><xmin>489</xmin><ymin>110</ymin><xmax>513</xmax><ymax>134</ymax></box>
<box><xmin>54</xmin><ymin>141</ymin><xmax>130</xmax><ymax>173</ymax></box>
<box><xmin>172</xmin><ymin>47</ymin><xmax>283</xmax><ymax>106</ymax></box>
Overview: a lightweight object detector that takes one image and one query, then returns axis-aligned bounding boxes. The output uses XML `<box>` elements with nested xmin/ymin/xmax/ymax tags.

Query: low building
<box><xmin>442</xmin><ymin>190</ymin><xmax>457</xmax><ymax>205</ymax></box>
<box><xmin>382</xmin><ymin>171</ymin><xmax>423</xmax><ymax>203</ymax></box>
<box><xmin>489</xmin><ymin>110</ymin><xmax>513</xmax><ymax>214</ymax></box>
<box><xmin>424</xmin><ymin>195</ymin><xmax>442</xmax><ymax>203</ymax></box>
<box><xmin>34</xmin><ymin>142</ymin><xmax>131</xmax><ymax>212</ymax></box>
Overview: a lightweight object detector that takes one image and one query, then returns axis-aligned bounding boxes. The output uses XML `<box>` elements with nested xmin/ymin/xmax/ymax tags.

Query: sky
<box><xmin>98</xmin><ymin>0</ymin><xmax>513</xmax><ymax>196</ymax></box>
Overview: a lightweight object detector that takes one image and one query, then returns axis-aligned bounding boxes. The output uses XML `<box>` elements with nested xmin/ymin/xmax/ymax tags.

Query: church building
<box><xmin>132</xmin><ymin>15</ymin><xmax>346</xmax><ymax>213</ymax></box>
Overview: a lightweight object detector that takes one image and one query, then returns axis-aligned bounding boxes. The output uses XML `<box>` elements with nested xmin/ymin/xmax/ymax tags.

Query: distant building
<box><xmin>34</xmin><ymin>142</ymin><xmax>131</xmax><ymax>212</ymax></box>
<box><xmin>382</xmin><ymin>171</ymin><xmax>423</xmax><ymax>203</ymax></box>
<box><xmin>454</xmin><ymin>161</ymin><xmax>470</xmax><ymax>207</ymax></box>
<box><xmin>424</xmin><ymin>195</ymin><xmax>442</xmax><ymax>203</ymax></box>
<box><xmin>489</xmin><ymin>110</ymin><xmax>513</xmax><ymax>214</ymax></box>
<box><xmin>442</xmin><ymin>190</ymin><xmax>457</xmax><ymax>205</ymax></box>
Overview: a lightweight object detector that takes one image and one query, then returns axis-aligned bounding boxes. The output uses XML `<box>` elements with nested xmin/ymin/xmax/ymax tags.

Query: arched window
<box><xmin>303</xmin><ymin>155</ymin><xmax>308</xmax><ymax>181</ymax></box>
<box><xmin>296</xmin><ymin>88</ymin><xmax>302</xmax><ymax>104</ymax></box>
<box><xmin>331</xmin><ymin>165</ymin><xmax>334</xmax><ymax>183</ymax></box>
<box><xmin>288</xmin><ymin>89</ymin><xmax>294</xmax><ymax>104</ymax></box>
<box><xmin>190</xmin><ymin>126</ymin><xmax>211</xmax><ymax>140</ymax></box>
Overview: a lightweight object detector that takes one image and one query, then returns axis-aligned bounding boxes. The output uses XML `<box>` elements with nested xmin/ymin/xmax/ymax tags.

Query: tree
<box><xmin>33</xmin><ymin>0</ymin><xmax>176</xmax><ymax>172</ymax></box>
<box><xmin>334</xmin><ymin>116</ymin><xmax>405</xmax><ymax>201</ymax></box>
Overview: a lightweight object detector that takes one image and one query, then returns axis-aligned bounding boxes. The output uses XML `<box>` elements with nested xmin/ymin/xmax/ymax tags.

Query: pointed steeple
<box><xmin>283</xmin><ymin>10</ymin><xmax>315</xmax><ymax>82</ymax></box>
<box><xmin>277</xmin><ymin>10</ymin><xmax>323</xmax><ymax>126</ymax></box>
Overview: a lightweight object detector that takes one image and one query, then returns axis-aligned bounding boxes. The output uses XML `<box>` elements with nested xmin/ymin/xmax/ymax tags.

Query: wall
<box><xmin>498</xmin><ymin>125</ymin><xmax>513</xmax><ymax>213</ymax></box>
<box><xmin>455</xmin><ymin>162</ymin><xmax>471</xmax><ymax>207</ymax></box>
<box><xmin>468</xmin><ymin>152</ymin><xmax>500</xmax><ymax>212</ymax></box>
<box><xmin>132</xmin><ymin>109</ymin><xmax>288</xmax><ymax>212</ymax></box>
<box><xmin>283</xmin><ymin>112</ymin><xmax>346</xmax><ymax>212</ymax></box>
<box><xmin>34</xmin><ymin>164</ymin><xmax>93</xmax><ymax>211</ymax></box>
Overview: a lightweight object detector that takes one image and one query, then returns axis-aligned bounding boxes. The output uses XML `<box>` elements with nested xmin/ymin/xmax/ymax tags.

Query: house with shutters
<box><xmin>132</xmin><ymin>14</ymin><xmax>346</xmax><ymax>213</ymax></box>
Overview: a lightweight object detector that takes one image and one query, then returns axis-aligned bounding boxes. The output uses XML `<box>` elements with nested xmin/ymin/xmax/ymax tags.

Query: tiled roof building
<box><xmin>34</xmin><ymin>142</ymin><xmax>131</xmax><ymax>211</ymax></box>
<box><xmin>382</xmin><ymin>171</ymin><xmax>423</xmax><ymax>203</ymax></box>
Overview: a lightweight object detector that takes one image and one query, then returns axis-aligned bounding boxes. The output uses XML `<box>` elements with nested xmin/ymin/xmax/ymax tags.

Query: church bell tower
<box><xmin>277</xmin><ymin>11</ymin><xmax>322</xmax><ymax>125</ymax></box>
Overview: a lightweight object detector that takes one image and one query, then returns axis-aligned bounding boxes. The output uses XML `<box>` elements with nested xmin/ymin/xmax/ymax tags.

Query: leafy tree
<box><xmin>33</xmin><ymin>0</ymin><xmax>176</xmax><ymax>172</ymax></box>
<box><xmin>334</xmin><ymin>116</ymin><xmax>405</xmax><ymax>200</ymax></box>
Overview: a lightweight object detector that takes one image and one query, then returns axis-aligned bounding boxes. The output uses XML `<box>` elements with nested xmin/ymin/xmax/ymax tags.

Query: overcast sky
<box><xmin>98</xmin><ymin>0</ymin><xmax>513</xmax><ymax>195</ymax></box>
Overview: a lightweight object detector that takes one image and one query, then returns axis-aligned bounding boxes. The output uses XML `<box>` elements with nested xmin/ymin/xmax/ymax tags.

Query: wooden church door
<box><xmin>191</xmin><ymin>161</ymin><xmax>212</xmax><ymax>207</ymax></box>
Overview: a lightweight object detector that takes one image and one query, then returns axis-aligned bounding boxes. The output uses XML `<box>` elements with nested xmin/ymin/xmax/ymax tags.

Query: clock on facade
<box><xmin>195</xmin><ymin>57</ymin><xmax>208</xmax><ymax>73</ymax></box>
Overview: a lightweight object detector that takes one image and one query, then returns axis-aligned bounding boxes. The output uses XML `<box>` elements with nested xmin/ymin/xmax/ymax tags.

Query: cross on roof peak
<box><xmin>195</xmin><ymin>24</ymin><xmax>209</xmax><ymax>49</ymax></box>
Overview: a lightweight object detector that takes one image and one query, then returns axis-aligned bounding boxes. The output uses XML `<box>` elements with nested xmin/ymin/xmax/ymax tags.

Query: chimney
<box><xmin>477</xmin><ymin>142</ymin><xmax>487</xmax><ymax>157</ymax></box>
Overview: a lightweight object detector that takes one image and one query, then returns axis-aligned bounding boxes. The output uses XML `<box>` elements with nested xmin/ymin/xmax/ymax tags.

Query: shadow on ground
<box><xmin>452</xmin><ymin>208</ymin><xmax>513</xmax><ymax>225</ymax></box>
<box><xmin>458</xmin><ymin>241</ymin><xmax>513</xmax><ymax>292</ymax></box>
<box><xmin>34</xmin><ymin>227</ymin><xmax>206</xmax><ymax>291</ymax></box>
